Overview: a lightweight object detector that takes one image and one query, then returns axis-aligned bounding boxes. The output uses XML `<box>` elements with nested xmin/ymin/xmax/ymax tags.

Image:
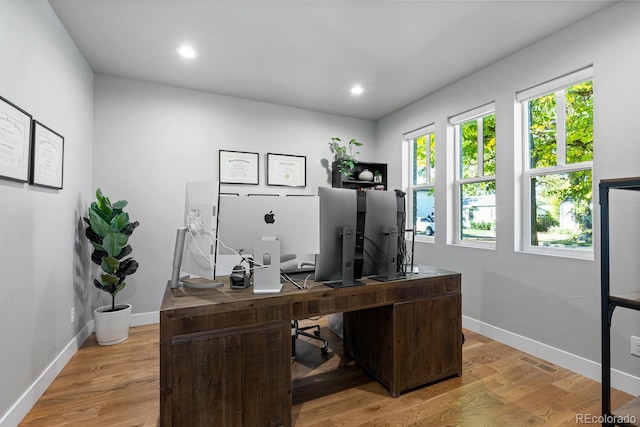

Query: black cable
<box><xmin>356</xmin><ymin>231</ymin><xmax>388</xmax><ymax>261</ymax></box>
<box><xmin>361</xmin><ymin>246</ymin><xmax>388</xmax><ymax>269</ymax></box>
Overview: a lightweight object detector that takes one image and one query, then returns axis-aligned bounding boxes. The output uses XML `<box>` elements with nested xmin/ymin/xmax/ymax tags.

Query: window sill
<box><xmin>518</xmin><ymin>246</ymin><xmax>594</xmax><ymax>261</ymax></box>
<box><xmin>450</xmin><ymin>241</ymin><xmax>496</xmax><ymax>250</ymax></box>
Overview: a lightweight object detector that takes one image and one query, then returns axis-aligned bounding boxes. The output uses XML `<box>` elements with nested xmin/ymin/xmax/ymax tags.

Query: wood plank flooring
<box><xmin>20</xmin><ymin>319</ymin><xmax>634</xmax><ymax>426</ymax></box>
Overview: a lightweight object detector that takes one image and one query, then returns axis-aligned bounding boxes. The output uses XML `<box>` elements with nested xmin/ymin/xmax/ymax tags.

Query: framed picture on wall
<box><xmin>219</xmin><ymin>150</ymin><xmax>259</xmax><ymax>185</ymax></box>
<box><xmin>0</xmin><ymin>95</ymin><xmax>32</xmax><ymax>183</ymax></box>
<box><xmin>30</xmin><ymin>121</ymin><xmax>64</xmax><ymax>189</ymax></box>
<box><xmin>266</xmin><ymin>153</ymin><xmax>306</xmax><ymax>187</ymax></box>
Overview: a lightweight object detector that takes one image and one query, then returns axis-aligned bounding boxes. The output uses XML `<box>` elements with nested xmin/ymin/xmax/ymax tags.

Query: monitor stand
<box><xmin>170</xmin><ymin>227</ymin><xmax>224</xmax><ymax>289</ymax></box>
<box><xmin>324</xmin><ymin>226</ymin><xmax>364</xmax><ymax>289</ymax></box>
<box><xmin>370</xmin><ymin>226</ymin><xmax>400</xmax><ymax>282</ymax></box>
<box><xmin>253</xmin><ymin>237</ymin><xmax>282</xmax><ymax>293</ymax></box>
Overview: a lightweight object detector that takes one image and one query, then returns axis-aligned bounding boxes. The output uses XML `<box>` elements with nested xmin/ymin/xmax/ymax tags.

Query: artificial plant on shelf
<box><xmin>328</xmin><ymin>137</ymin><xmax>363</xmax><ymax>178</ymax></box>
<box><xmin>84</xmin><ymin>188</ymin><xmax>140</xmax><ymax>312</ymax></box>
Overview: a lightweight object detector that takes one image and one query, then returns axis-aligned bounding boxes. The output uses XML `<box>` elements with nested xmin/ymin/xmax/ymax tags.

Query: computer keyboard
<box><xmin>282</xmin><ymin>266</ymin><xmax>315</xmax><ymax>275</ymax></box>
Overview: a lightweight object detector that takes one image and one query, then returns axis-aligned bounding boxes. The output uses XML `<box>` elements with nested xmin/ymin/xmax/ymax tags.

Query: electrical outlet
<box><xmin>630</xmin><ymin>336</ymin><xmax>640</xmax><ymax>357</ymax></box>
<box><xmin>70</xmin><ymin>307</ymin><xmax>76</xmax><ymax>324</ymax></box>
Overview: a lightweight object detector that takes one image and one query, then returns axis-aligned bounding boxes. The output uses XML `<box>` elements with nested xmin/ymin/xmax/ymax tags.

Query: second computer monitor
<box><xmin>363</xmin><ymin>190</ymin><xmax>400</xmax><ymax>280</ymax></box>
<box><xmin>314</xmin><ymin>187</ymin><xmax>359</xmax><ymax>283</ymax></box>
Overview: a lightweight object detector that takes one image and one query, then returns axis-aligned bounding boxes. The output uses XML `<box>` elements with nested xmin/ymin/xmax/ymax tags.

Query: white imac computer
<box><xmin>218</xmin><ymin>195</ymin><xmax>320</xmax><ymax>293</ymax></box>
<box><xmin>170</xmin><ymin>181</ymin><xmax>223</xmax><ymax>289</ymax></box>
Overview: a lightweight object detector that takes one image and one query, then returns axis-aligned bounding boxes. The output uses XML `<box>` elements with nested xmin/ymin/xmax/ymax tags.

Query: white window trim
<box><xmin>451</xmin><ymin>104</ymin><xmax>496</xmax><ymax>249</ymax></box>
<box><xmin>449</xmin><ymin>102</ymin><xmax>495</xmax><ymax>126</ymax></box>
<box><xmin>516</xmin><ymin>65</ymin><xmax>593</xmax><ymax>102</ymax></box>
<box><xmin>405</xmin><ymin>124</ymin><xmax>435</xmax><ymax>243</ymax></box>
<box><xmin>519</xmin><ymin>67</ymin><xmax>594</xmax><ymax>260</ymax></box>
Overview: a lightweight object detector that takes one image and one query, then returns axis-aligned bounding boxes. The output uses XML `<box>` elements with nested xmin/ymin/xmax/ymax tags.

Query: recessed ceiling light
<box><xmin>350</xmin><ymin>85</ymin><xmax>364</xmax><ymax>95</ymax></box>
<box><xmin>177</xmin><ymin>44</ymin><xmax>197</xmax><ymax>59</ymax></box>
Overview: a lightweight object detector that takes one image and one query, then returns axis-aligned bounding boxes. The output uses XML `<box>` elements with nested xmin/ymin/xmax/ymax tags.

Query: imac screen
<box><xmin>217</xmin><ymin>195</ymin><xmax>320</xmax><ymax>256</ymax></box>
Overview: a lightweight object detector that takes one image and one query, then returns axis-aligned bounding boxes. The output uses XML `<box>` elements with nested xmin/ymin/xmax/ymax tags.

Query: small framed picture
<box><xmin>0</xmin><ymin>95</ymin><xmax>32</xmax><ymax>183</ymax></box>
<box><xmin>219</xmin><ymin>150</ymin><xmax>259</xmax><ymax>185</ymax></box>
<box><xmin>30</xmin><ymin>121</ymin><xmax>64</xmax><ymax>189</ymax></box>
<box><xmin>266</xmin><ymin>153</ymin><xmax>306</xmax><ymax>187</ymax></box>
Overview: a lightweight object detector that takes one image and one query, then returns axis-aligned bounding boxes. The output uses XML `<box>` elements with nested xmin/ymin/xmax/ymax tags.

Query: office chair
<box><xmin>291</xmin><ymin>319</ymin><xmax>329</xmax><ymax>357</ymax></box>
<box><xmin>282</xmin><ymin>254</ymin><xmax>329</xmax><ymax>357</ymax></box>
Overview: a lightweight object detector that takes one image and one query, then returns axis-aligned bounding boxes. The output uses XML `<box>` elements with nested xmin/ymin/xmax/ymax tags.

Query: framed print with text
<box><xmin>266</xmin><ymin>153</ymin><xmax>306</xmax><ymax>187</ymax></box>
<box><xmin>0</xmin><ymin>95</ymin><xmax>32</xmax><ymax>183</ymax></box>
<box><xmin>30</xmin><ymin>121</ymin><xmax>64</xmax><ymax>189</ymax></box>
<box><xmin>219</xmin><ymin>150</ymin><xmax>259</xmax><ymax>185</ymax></box>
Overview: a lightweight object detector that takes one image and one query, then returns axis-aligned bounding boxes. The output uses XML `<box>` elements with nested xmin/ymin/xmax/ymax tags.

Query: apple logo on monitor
<box><xmin>264</xmin><ymin>210</ymin><xmax>275</xmax><ymax>224</ymax></box>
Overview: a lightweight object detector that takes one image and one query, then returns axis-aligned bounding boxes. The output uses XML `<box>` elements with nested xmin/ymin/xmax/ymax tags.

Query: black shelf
<box><xmin>601</xmin><ymin>177</ymin><xmax>640</xmax><ymax>426</ymax></box>
<box><xmin>331</xmin><ymin>160</ymin><xmax>387</xmax><ymax>191</ymax></box>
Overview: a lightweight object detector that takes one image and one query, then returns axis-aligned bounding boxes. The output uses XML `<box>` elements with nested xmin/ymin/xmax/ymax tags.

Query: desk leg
<box><xmin>344</xmin><ymin>294</ymin><xmax>461</xmax><ymax>397</ymax></box>
<box><xmin>163</xmin><ymin>321</ymin><xmax>291</xmax><ymax>427</ymax></box>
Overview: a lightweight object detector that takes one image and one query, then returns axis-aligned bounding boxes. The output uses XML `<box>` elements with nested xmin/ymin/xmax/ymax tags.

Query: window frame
<box><xmin>450</xmin><ymin>103</ymin><xmax>497</xmax><ymax>249</ymax></box>
<box><xmin>404</xmin><ymin>124</ymin><xmax>435</xmax><ymax>243</ymax></box>
<box><xmin>517</xmin><ymin>66</ymin><xmax>594</xmax><ymax>260</ymax></box>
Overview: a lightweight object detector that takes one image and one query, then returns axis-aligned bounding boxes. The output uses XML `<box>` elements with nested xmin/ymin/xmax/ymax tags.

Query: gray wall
<box><xmin>93</xmin><ymin>74</ymin><xmax>377</xmax><ymax>314</ymax></box>
<box><xmin>0</xmin><ymin>0</ymin><xmax>94</xmax><ymax>424</ymax></box>
<box><xmin>376</xmin><ymin>1</ymin><xmax>640</xmax><ymax>385</ymax></box>
<box><xmin>5</xmin><ymin>0</ymin><xmax>640</xmax><ymax>424</ymax></box>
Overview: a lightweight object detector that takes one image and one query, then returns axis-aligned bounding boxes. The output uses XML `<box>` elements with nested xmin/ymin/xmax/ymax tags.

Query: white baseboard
<box><xmin>131</xmin><ymin>310</ymin><xmax>159</xmax><ymax>327</ymax></box>
<box><xmin>0</xmin><ymin>311</ymin><xmax>160</xmax><ymax>427</ymax></box>
<box><xmin>0</xmin><ymin>322</ymin><xmax>92</xmax><ymax>427</ymax></box>
<box><xmin>463</xmin><ymin>315</ymin><xmax>640</xmax><ymax>396</ymax></box>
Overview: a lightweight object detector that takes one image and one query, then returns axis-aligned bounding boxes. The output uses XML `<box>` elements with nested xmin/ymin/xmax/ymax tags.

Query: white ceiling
<box><xmin>48</xmin><ymin>0</ymin><xmax>616</xmax><ymax>121</ymax></box>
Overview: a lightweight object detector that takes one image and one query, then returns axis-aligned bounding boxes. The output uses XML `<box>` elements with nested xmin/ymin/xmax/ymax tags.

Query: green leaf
<box><xmin>89</xmin><ymin>201</ymin><xmax>111</xmax><ymax>223</ymax></box>
<box><xmin>91</xmin><ymin>249</ymin><xmax>107</xmax><ymax>265</ymax></box>
<box><xmin>121</xmin><ymin>221</ymin><xmax>139</xmax><ymax>237</ymax></box>
<box><xmin>117</xmin><ymin>258</ymin><xmax>139</xmax><ymax>278</ymax></box>
<box><xmin>116</xmin><ymin>245</ymin><xmax>132</xmax><ymax>260</ymax></box>
<box><xmin>95</xmin><ymin>189</ymin><xmax>113</xmax><ymax>217</ymax></box>
<box><xmin>112</xmin><ymin>200</ymin><xmax>128</xmax><ymax>210</ymax></box>
<box><xmin>111</xmin><ymin>211</ymin><xmax>130</xmax><ymax>231</ymax></box>
<box><xmin>101</xmin><ymin>256</ymin><xmax>120</xmax><ymax>274</ymax></box>
<box><xmin>89</xmin><ymin>207</ymin><xmax>112</xmax><ymax>238</ymax></box>
<box><xmin>102</xmin><ymin>232</ymin><xmax>128</xmax><ymax>258</ymax></box>
<box><xmin>113</xmin><ymin>281</ymin><xmax>126</xmax><ymax>297</ymax></box>
<box><xmin>85</xmin><ymin>226</ymin><xmax>102</xmax><ymax>245</ymax></box>
<box><xmin>93</xmin><ymin>279</ymin><xmax>107</xmax><ymax>292</ymax></box>
<box><xmin>100</xmin><ymin>273</ymin><xmax>119</xmax><ymax>285</ymax></box>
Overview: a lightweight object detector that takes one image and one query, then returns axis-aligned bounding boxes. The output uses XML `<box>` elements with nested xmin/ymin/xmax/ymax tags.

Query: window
<box><xmin>517</xmin><ymin>66</ymin><xmax>593</xmax><ymax>257</ymax></box>
<box><xmin>404</xmin><ymin>124</ymin><xmax>435</xmax><ymax>239</ymax></box>
<box><xmin>450</xmin><ymin>103</ymin><xmax>496</xmax><ymax>246</ymax></box>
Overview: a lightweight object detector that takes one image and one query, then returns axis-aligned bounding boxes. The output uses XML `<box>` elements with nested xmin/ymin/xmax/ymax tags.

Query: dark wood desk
<box><xmin>160</xmin><ymin>267</ymin><xmax>462</xmax><ymax>427</ymax></box>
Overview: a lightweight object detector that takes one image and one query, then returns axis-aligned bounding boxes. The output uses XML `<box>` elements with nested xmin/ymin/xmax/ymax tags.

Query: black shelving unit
<box><xmin>601</xmin><ymin>177</ymin><xmax>640</xmax><ymax>426</ymax></box>
<box><xmin>331</xmin><ymin>160</ymin><xmax>387</xmax><ymax>191</ymax></box>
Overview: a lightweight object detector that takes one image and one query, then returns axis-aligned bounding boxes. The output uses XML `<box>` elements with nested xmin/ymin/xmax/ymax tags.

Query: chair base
<box><xmin>292</xmin><ymin>320</ymin><xmax>329</xmax><ymax>357</ymax></box>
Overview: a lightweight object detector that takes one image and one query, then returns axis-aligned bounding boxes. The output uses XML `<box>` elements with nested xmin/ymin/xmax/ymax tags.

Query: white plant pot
<box><xmin>94</xmin><ymin>303</ymin><xmax>132</xmax><ymax>346</ymax></box>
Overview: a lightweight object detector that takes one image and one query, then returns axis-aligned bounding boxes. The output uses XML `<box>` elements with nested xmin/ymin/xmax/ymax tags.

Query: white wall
<box><xmin>377</xmin><ymin>1</ymin><xmax>640</xmax><ymax>389</ymax></box>
<box><xmin>93</xmin><ymin>74</ymin><xmax>376</xmax><ymax>314</ymax></box>
<box><xmin>0</xmin><ymin>1</ymin><xmax>94</xmax><ymax>425</ymax></box>
<box><xmin>6</xmin><ymin>1</ymin><xmax>640</xmax><ymax>424</ymax></box>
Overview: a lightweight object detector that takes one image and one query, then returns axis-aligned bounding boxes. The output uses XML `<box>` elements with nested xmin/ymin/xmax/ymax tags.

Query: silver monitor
<box><xmin>217</xmin><ymin>195</ymin><xmax>320</xmax><ymax>293</ymax></box>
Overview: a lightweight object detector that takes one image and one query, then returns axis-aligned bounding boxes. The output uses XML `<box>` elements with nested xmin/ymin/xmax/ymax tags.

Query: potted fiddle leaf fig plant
<box><xmin>329</xmin><ymin>137</ymin><xmax>363</xmax><ymax>178</ymax></box>
<box><xmin>84</xmin><ymin>188</ymin><xmax>140</xmax><ymax>345</ymax></box>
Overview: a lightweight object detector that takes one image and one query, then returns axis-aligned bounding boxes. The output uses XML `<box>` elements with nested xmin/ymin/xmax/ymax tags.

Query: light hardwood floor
<box><xmin>20</xmin><ymin>319</ymin><xmax>633</xmax><ymax>426</ymax></box>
